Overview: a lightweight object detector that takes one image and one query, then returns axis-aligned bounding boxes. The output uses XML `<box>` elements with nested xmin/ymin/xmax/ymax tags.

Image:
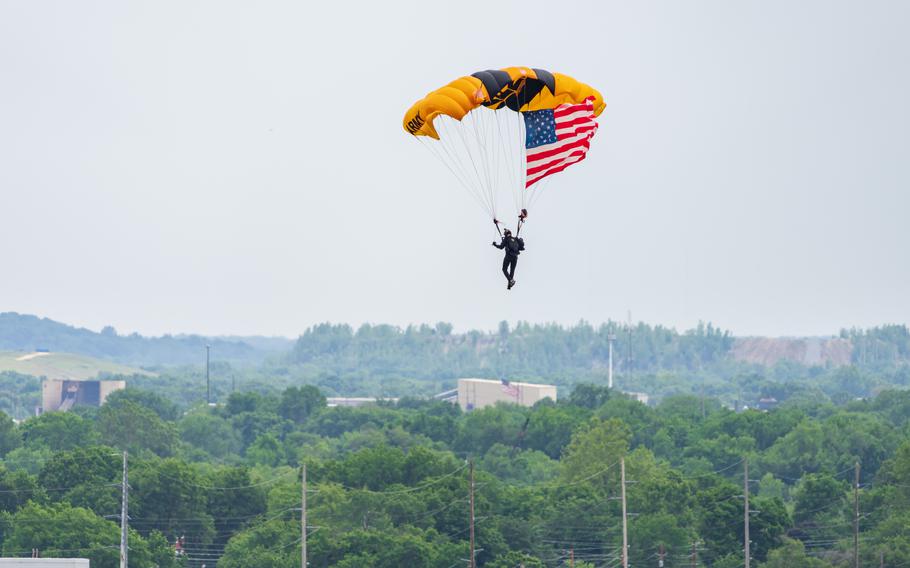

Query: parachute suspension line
<box><xmin>502</xmin><ymin>110</ymin><xmax>522</xmax><ymax>219</ymax></box>
<box><xmin>487</xmin><ymin>110</ymin><xmax>508</xmax><ymax>217</ymax></box>
<box><xmin>493</xmin><ymin>112</ymin><xmax>518</xmax><ymax>214</ymax></box>
<box><xmin>426</xmin><ymin>131</ymin><xmax>489</xmax><ymax>214</ymax></box>
<box><xmin>527</xmin><ymin>175</ymin><xmax>553</xmax><ymax>212</ymax></box>
<box><xmin>469</xmin><ymin>108</ymin><xmax>498</xmax><ymax>220</ymax></box>
<box><xmin>436</xmin><ymin>116</ymin><xmax>490</xmax><ymax>216</ymax></box>
<box><xmin>419</xmin><ymin>120</ymin><xmax>498</xmax><ymax>219</ymax></box>
<box><xmin>451</xmin><ymin>114</ymin><xmax>496</xmax><ymax>218</ymax></box>
<box><xmin>415</xmin><ymin>136</ymin><xmax>490</xmax><ymax>217</ymax></box>
<box><xmin>515</xmin><ymin>105</ymin><xmax>529</xmax><ymax>221</ymax></box>
<box><xmin>498</xmin><ymin>109</ymin><xmax>525</xmax><ymax>229</ymax></box>
<box><xmin>436</xmin><ymin>117</ymin><xmax>497</xmax><ymax>217</ymax></box>
<box><xmin>482</xmin><ymin>109</ymin><xmax>510</xmax><ymax>220</ymax></box>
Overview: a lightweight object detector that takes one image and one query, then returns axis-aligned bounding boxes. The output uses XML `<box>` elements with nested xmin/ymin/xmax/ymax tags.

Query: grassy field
<box><xmin>0</xmin><ymin>351</ymin><xmax>153</xmax><ymax>379</ymax></box>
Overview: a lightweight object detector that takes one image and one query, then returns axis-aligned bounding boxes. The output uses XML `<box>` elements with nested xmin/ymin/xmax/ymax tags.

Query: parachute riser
<box><xmin>516</xmin><ymin>209</ymin><xmax>528</xmax><ymax>237</ymax></box>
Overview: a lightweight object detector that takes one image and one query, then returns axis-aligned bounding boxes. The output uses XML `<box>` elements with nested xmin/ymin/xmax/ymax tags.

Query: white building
<box><xmin>623</xmin><ymin>391</ymin><xmax>650</xmax><ymax>405</ymax></box>
<box><xmin>457</xmin><ymin>378</ymin><xmax>557</xmax><ymax>411</ymax></box>
<box><xmin>0</xmin><ymin>560</ymin><xmax>89</xmax><ymax>567</ymax></box>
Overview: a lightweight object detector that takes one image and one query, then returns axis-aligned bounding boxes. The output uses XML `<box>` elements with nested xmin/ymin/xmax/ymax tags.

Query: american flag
<box><xmin>500</xmin><ymin>378</ymin><xmax>520</xmax><ymax>399</ymax></box>
<box><xmin>523</xmin><ymin>96</ymin><xmax>598</xmax><ymax>187</ymax></box>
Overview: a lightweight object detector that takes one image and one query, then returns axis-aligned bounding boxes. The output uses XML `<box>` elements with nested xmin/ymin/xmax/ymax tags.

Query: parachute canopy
<box><xmin>403</xmin><ymin>67</ymin><xmax>605</xmax><ymax>230</ymax></box>
<box><xmin>403</xmin><ymin>67</ymin><xmax>605</xmax><ymax>139</ymax></box>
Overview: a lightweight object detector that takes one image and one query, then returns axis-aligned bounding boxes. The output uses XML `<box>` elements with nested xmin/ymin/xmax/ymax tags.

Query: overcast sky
<box><xmin>1</xmin><ymin>0</ymin><xmax>908</xmax><ymax>339</ymax></box>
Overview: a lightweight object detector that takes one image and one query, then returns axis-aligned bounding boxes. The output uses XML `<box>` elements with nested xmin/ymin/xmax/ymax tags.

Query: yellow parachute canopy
<box><xmin>403</xmin><ymin>66</ymin><xmax>605</xmax><ymax>139</ymax></box>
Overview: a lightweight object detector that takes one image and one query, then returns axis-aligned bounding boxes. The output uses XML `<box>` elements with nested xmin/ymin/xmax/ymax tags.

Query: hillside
<box><xmin>0</xmin><ymin>350</ymin><xmax>153</xmax><ymax>380</ymax></box>
<box><xmin>0</xmin><ymin>312</ymin><xmax>274</xmax><ymax>367</ymax></box>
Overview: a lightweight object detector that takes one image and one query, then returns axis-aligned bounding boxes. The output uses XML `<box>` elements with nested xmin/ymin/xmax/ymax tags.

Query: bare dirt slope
<box><xmin>731</xmin><ymin>337</ymin><xmax>853</xmax><ymax>367</ymax></box>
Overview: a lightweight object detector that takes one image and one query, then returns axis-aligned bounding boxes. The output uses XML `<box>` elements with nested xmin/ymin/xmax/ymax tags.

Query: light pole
<box><xmin>205</xmin><ymin>344</ymin><xmax>211</xmax><ymax>405</ymax></box>
<box><xmin>608</xmin><ymin>332</ymin><xmax>616</xmax><ymax>389</ymax></box>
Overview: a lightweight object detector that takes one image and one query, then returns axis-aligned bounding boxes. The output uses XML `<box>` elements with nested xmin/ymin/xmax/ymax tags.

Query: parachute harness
<box><xmin>494</xmin><ymin>208</ymin><xmax>529</xmax><ymax>239</ymax></box>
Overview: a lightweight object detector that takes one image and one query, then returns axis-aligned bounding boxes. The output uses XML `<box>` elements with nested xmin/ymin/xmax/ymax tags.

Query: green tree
<box><xmin>38</xmin><ymin>445</ymin><xmax>120</xmax><ymax>515</ymax></box>
<box><xmin>524</xmin><ymin>404</ymin><xmax>589</xmax><ymax>459</ymax></box>
<box><xmin>131</xmin><ymin>458</ymin><xmax>214</xmax><ymax>544</ymax></box>
<box><xmin>487</xmin><ymin>551</ymin><xmax>544</xmax><ymax>568</ymax></box>
<box><xmin>19</xmin><ymin>411</ymin><xmax>99</xmax><ymax>451</ymax></box>
<box><xmin>560</xmin><ymin>417</ymin><xmax>631</xmax><ymax>486</ymax></box>
<box><xmin>760</xmin><ymin>538</ymin><xmax>832</xmax><ymax>567</ymax></box>
<box><xmin>231</xmin><ymin>410</ymin><xmax>289</xmax><ymax>450</ymax></box>
<box><xmin>0</xmin><ymin>465</ymin><xmax>42</xmax><ymax>512</ymax></box>
<box><xmin>0</xmin><ymin>410</ymin><xmax>21</xmax><ymax>456</ymax></box>
<box><xmin>1</xmin><ymin>501</ymin><xmax>160</xmax><ymax>568</ymax></box>
<box><xmin>178</xmin><ymin>411</ymin><xmax>241</xmax><ymax>458</ymax></box>
<box><xmin>454</xmin><ymin>404</ymin><xmax>527</xmax><ymax>456</ymax></box>
<box><xmin>246</xmin><ymin>432</ymin><xmax>286</xmax><ymax>467</ymax></box>
<box><xmin>750</xmin><ymin>496</ymin><xmax>791</xmax><ymax>562</ymax></box>
<box><xmin>205</xmin><ymin>466</ymin><xmax>268</xmax><ymax>549</ymax></box>
<box><xmin>628</xmin><ymin>513</ymin><xmax>690</xmax><ymax>567</ymax></box>
<box><xmin>97</xmin><ymin>399</ymin><xmax>177</xmax><ymax>456</ymax></box>
<box><xmin>793</xmin><ymin>473</ymin><xmax>848</xmax><ymax>524</ymax></box>
<box><xmin>480</xmin><ymin>444</ymin><xmax>558</xmax><ymax>484</ymax></box>
<box><xmin>218</xmin><ymin>519</ymin><xmax>300</xmax><ymax>568</ymax></box>
<box><xmin>278</xmin><ymin>385</ymin><xmax>326</xmax><ymax>424</ymax></box>
<box><xmin>568</xmin><ymin>383</ymin><xmax>612</xmax><ymax>410</ymax></box>
<box><xmin>104</xmin><ymin>388</ymin><xmax>179</xmax><ymax>421</ymax></box>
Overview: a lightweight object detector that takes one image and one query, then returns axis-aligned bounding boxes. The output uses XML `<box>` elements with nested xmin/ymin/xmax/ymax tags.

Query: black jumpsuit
<box><xmin>494</xmin><ymin>236</ymin><xmax>522</xmax><ymax>282</ymax></box>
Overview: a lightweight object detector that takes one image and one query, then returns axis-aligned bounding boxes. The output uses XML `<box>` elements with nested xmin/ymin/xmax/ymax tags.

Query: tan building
<box><xmin>41</xmin><ymin>379</ymin><xmax>125</xmax><ymax>413</ymax></box>
<box><xmin>457</xmin><ymin>378</ymin><xmax>557</xmax><ymax>411</ymax></box>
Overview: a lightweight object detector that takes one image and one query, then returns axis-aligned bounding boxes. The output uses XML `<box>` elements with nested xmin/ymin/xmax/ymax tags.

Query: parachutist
<box><xmin>493</xmin><ymin>228</ymin><xmax>524</xmax><ymax>290</ymax></box>
<box><xmin>404</xmin><ymin>68</ymin><xmax>603</xmax><ymax>279</ymax></box>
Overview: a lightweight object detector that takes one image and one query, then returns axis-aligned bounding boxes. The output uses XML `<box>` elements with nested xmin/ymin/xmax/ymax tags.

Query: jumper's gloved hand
<box><xmin>492</xmin><ymin>242</ymin><xmax>497</xmax><ymax>246</ymax></box>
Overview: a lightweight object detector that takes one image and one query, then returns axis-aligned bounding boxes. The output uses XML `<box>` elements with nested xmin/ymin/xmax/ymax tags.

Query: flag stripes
<box><xmin>524</xmin><ymin>97</ymin><xmax>598</xmax><ymax>187</ymax></box>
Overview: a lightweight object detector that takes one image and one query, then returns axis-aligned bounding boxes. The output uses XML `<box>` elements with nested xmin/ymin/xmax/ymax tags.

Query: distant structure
<box><xmin>456</xmin><ymin>378</ymin><xmax>557</xmax><ymax>411</ymax></box>
<box><xmin>623</xmin><ymin>391</ymin><xmax>650</xmax><ymax>405</ymax></box>
<box><xmin>0</xmin><ymin>559</ymin><xmax>90</xmax><ymax>567</ymax></box>
<box><xmin>41</xmin><ymin>379</ymin><xmax>125</xmax><ymax>413</ymax></box>
<box><xmin>326</xmin><ymin>397</ymin><xmax>398</xmax><ymax>408</ymax></box>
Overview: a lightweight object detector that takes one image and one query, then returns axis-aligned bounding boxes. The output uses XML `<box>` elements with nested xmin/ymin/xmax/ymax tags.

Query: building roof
<box><xmin>457</xmin><ymin>378</ymin><xmax>556</xmax><ymax>389</ymax></box>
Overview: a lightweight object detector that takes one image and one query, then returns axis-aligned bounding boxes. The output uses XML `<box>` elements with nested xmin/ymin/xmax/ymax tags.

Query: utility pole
<box><xmin>205</xmin><ymin>344</ymin><xmax>211</xmax><ymax>404</ymax></box>
<box><xmin>621</xmin><ymin>457</ymin><xmax>629</xmax><ymax>568</ymax></box>
<box><xmin>691</xmin><ymin>541</ymin><xmax>697</xmax><ymax>568</ymax></box>
<box><xmin>658</xmin><ymin>544</ymin><xmax>665</xmax><ymax>567</ymax></box>
<box><xmin>700</xmin><ymin>377</ymin><xmax>706</xmax><ymax>420</ymax></box>
<box><xmin>744</xmin><ymin>458</ymin><xmax>751</xmax><ymax>568</ymax></box>
<box><xmin>854</xmin><ymin>462</ymin><xmax>861</xmax><ymax>568</ymax></box>
<box><xmin>120</xmin><ymin>451</ymin><xmax>128</xmax><ymax>568</ymax></box>
<box><xmin>569</xmin><ymin>547</ymin><xmax>575</xmax><ymax>568</ymax></box>
<box><xmin>301</xmin><ymin>464</ymin><xmax>307</xmax><ymax>568</ymax></box>
<box><xmin>608</xmin><ymin>332</ymin><xmax>616</xmax><ymax>389</ymax></box>
<box><xmin>469</xmin><ymin>459</ymin><xmax>476</xmax><ymax>568</ymax></box>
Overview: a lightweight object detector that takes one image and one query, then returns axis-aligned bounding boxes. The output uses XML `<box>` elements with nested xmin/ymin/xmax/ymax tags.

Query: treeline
<box><xmin>0</xmin><ymin>385</ymin><xmax>909</xmax><ymax>566</ymax></box>
<box><xmin>842</xmin><ymin>324</ymin><xmax>910</xmax><ymax>367</ymax></box>
<box><xmin>290</xmin><ymin>320</ymin><xmax>735</xmax><ymax>378</ymax></box>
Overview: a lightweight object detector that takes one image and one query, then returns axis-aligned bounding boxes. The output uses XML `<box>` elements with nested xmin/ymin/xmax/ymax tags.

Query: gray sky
<box><xmin>1</xmin><ymin>0</ymin><xmax>908</xmax><ymax>338</ymax></box>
